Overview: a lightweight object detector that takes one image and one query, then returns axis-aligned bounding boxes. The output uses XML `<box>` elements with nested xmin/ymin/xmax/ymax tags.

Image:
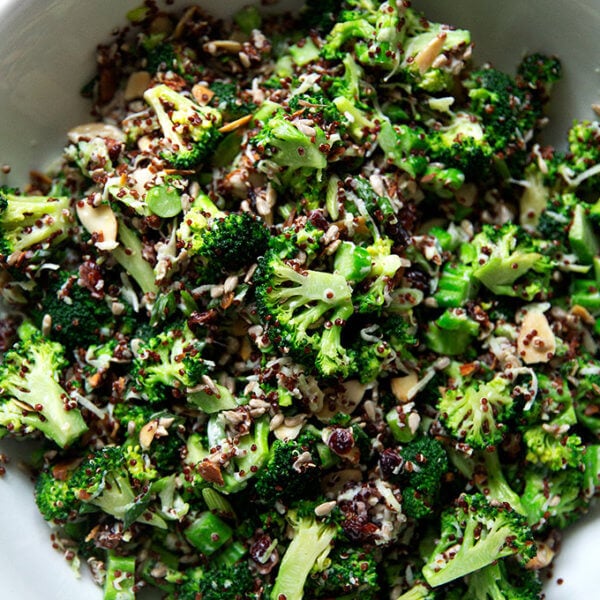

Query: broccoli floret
<box><xmin>397</xmin><ymin>436</ymin><xmax>449</xmax><ymax>520</ymax></box>
<box><xmin>517</xmin><ymin>52</ymin><xmax>562</xmax><ymax>96</ymax></box>
<box><xmin>209</xmin><ymin>81</ymin><xmax>256</xmax><ymax>121</ymax></box>
<box><xmin>520</xmin><ymin>466</ymin><xmax>585</xmax><ymax>530</ymax></box>
<box><xmin>0</xmin><ymin>187</ymin><xmax>72</xmax><ymax>264</ymax></box>
<box><xmin>559</xmin><ymin>119</ymin><xmax>600</xmax><ymax>192</ymax></box>
<box><xmin>450</xmin><ymin>447</ymin><xmax>525</xmax><ymax>516</ymax></box>
<box><xmin>421</xmin><ymin>493</ymin><xmax>536</xmax><ymax>587</ymax></box>
<box><xmin>464</xmin><ymin>223</ymin><xmax>552</xmax><ymax>300</ymax></box>
<box><xmin>466</xmin><ymin>67</ymin><xmax>541</xmax><ymax>168</ymax></box>
<box><xmin>0</xmin><ymin>322</ymin><xmax>88</xmax><ymax>448</ymax></box>
<box><xmin>254</xmin><ymin>438</ymin><xmax>321</xmax><ymax>505</ymax></box>
<box><xmin>254</xmin><ymin>249</ymin><xmax>355</xmax><ymax>378</ymax></box>
<box><xmin>463</xmin><ymin>559</ymin><xmax>542</xmax><ymax>600</ymax></box>
<box><xmin>571</xmin><ymin>356</ymin><xmax>600</xmax><ymax>435</ymax></box>
<box><xmin>536</xmin><ymin>191</ymin><xmax>578</xmax><ymax>245</ymax></box>
<box><xmin>398</xmin><ymin>9</ymin><xmax>471</xmax><ymax>92</ymax></box>
<box><xmin>104</xmin><ymin>552</ymin><xmax>136</xmax><ymax>600</ymax></box>
<box><xmin>396</xmin><ymin>582</ymin><xmax>438</xmax><ymax>600</ymax></box>
<box><xmin>251</xmin><ymin>107</ymin><xmax>327</xmax><ymax>170</ymax></box>
<box><xmin>34</xmin><ymin>270</ymin><xmax>116</xmax><ymax>350</ymax></box>
<box><xmin>523</xmin><ymin>425</ymin><xmax>584</xmax><ymax>471</ymax></box>
<box><xmin>34</xmin><ymin>468</ymin><xmax>80</xmax><ymax>523</ymax></box>
<box><xmin>306</xmin><ymin>545</ymin><xmax>380</xmax><ymax>598</ymax></box>
<box><xmin>299</xmin><ymin>0</ymin><xmax>343</xmax><ymax>32</ymax></box>
<box><xmin>144</xmin><ymin>84</ymin><xmax>222</xmax><ymax>169</ymax></box>
<box><xmin>354</xmin><ymin>237</ymin><xmax>404</xmax><ymax>314</ymax></box>
<box><xmin>437</xmin><ymin>374</ymin><xmax>514</xmax><ymax>449</ymax></box>
<box><xmin>185</xmin><ymin>414</ymin><xmax>270</xmax><ymax>495</ymax></box>
<box><xmin>378</xmin><ymin>121</ymin><xmax>429</xmax><ymax>179</ymax></box>
<box><xmin>271</xmin><ymin>510</ymin><xmax>338</xmax><ymax>600</ymax></box>
<box><xmin>69</xmin><ymin>446</ymin><xmax>142</xmax><ymax>521</ymax></box>
<box><xmin>132</xmin><ymin>322</ymin><xmax>235</xmax><ymax>411</ymax></box>
<box><xmin>177</xmin><ymin>193</ymin><xmax>269</xmax><ymax>272</ymax></box>
<box><xmin>176</xmin><ymin>562</ymin><xmax>260</xmax><ymax>600</ymax></box>
<box><xmin>426</xmin><ymin>112</ymin><xmax>495</xmax><ymax>181</ymax></box>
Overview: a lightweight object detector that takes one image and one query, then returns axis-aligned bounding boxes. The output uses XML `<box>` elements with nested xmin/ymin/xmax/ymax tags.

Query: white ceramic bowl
<box><xmin>0</xmin><ymin>1</ymin><xmax>599</xmax><ymax>598</ymax></box>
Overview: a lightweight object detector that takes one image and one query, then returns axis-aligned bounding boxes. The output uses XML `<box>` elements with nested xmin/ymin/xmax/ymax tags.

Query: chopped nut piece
<box><xmin>192</xmin><ymin>84</ymin><xmax>215</xmax><ymax>105</ymax></box>
<box><xmin>218</xmin><ymin>114</ymin><xmax>253</xmax><ymax>133</ymax></box>
<box><xmin>75</xmin><ymin>201</ymin><xmax>119</xmax><ymax>251</ymax></box>
<box><xmin>414</xmin><ymin>31</ymin><xmax>448</xmax><ymax>74</ymax></box>
<box><xmin>139</xmin><ymin>419</ymin><xmax>159</xmax><ymax>449</ymax></box>
<box><xmin>517</xmin><ymin>309</ymin><xmax>556</xmax><ymax>364</ymax></box>
<box><xmin>124</xmin><ymin>71</ymin><xmax>151</xmax><ymax>101</ymax></box>
<box><xmin>391</xmin><ymin>372</ymin><xmax>419</xmax><ymax>403</ymax></box>
<box><xmin>67</xmin><ymin>122</ymin><xmax>126</xmax><ymax>143</ymax></box>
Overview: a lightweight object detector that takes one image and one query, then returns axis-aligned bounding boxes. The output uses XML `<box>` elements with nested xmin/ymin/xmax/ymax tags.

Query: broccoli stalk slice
<box><xmin>396</xmin><ymin>583</ymin><xmax>435</xmax><ymax>600</ymax></box>
<box><xmin>270</xmin><ymin>512</ymin><xmax>337</xmax><ymax>600</ymax></box>
<box><xmin>422</xmin><ymin>493</ymin><xmax>535</xmax><ymax>587</ymax></box>
<box><xmin>0</xmin><ymin>190</ymin><xmax>71</xmax><ymax>261</ymax></box>
<box><xmin>0</xmin><ymin>323</ymin><xmax>88</xmax><ymax>448</ymax></box>
<box><xmin>104</xmin><ymin>552</ymin><xmax>136</xmax><ymax>600</ymax></box>
<box><xmin>112</xmin><ymin>221</ymin><xmax>158</xmax><ymax>295</ymax></box>
<box><xmin>433</xmin><ymin>262</ymin><xmax>479</xmax><ymax>308</ymax></box>
<box><xmin>144</xmin><ymin>83</ymin><xmax>222</xmax><ymax>169</ymax></box>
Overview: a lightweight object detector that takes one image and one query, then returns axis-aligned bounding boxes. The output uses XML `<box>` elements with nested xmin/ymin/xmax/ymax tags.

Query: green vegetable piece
<box><xmin>184</xmin><ymin>511</ymin><xmax>233</xmax><ymax>555</ymax></box>
<box><xmin>334</xmin><ymin>241</ymin><xmax>372</xmax><ymax>284</ymax></box>
<box><xmin>569</xmin><ymin>203</ymin><xmax>599</xmax><ymax>264</ymax></box>
<box><xmin>289</xmin><ymin>38</ymin><xmax>320</xmax><ymax>66</ymax></box>
<box><xmin>146</xmin><ymin>184</ymin><xmax>182</xmax><ymax>218</ymax></box>
<box><xmin>233</xmin><ymin>5</ymin><xmax>261</xmax><ymax>34</ymax></box>
<box><xmin>104</xmin><ymin>552</ymin><xmax>136</xmax><ymax>600</ymax></box>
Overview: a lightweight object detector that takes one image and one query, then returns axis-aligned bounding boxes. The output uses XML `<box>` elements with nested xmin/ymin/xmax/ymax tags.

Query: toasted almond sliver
<box><xmin>218</xmin><ymin>114</ymin><xmax>253</xmax><ymax>133</ymax></box>
<box><xmin>391</xmin><ymin>372</ymin><xmax>419</xmax><ymax>404</ymax></box>
<box><xmin>414</xmin><ymin>31</ymin><xmax>448</xmax><ymax>74</ymax></box>
<box><xmin>124</xmin><ymin>71</ymin><xmax>152</xmax><ymax>101</ymax></box>
<box><xmin>139</xmin><ymin>419</ymin><xmax>159</xmax><ymax>449</ymax></box>
<box><xmin>517</xmin><ymin>309</ymin><xmax>556</xmax><ymax>364</ymax></box>
<box><xmin>192</xmin><ymin>84</ymin><xmax>215</xmax><ymax>105</ymax></box>
<box><xmin>67</xmin><ymin>122</ymin><xmax>126</xmax><ymax>143</ymax></box>
<box><xmin>76</xmin><ymin>202</ymin><xmax>119</xmax><ymax>251</ymax></box>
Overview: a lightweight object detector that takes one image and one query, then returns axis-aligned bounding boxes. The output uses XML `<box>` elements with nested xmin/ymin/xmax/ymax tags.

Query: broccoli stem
<box><xmin>271</xmin><ymin>515</ymin><xmax>337</xmax><ymax>600</ymax></box>
<box><xmin>112</xmin><ymin>221</ymin><xmax>158</xmax><ymax>295</ymax></box>
<box><xmin>104</xmin><ymin>552</ymin><xmax>136</xmax><ymax>600</ymax></box>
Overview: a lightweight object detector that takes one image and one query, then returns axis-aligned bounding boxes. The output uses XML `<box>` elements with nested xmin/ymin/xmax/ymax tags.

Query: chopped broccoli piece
<box><xmin>0</xmin><ymin>322</ymin><xmax>88</xmax><ymax>448</ymax></box>
<box><xmin>144</xmin><ymin>84</ymin><xmax>222</xmax><ymax>169</ymax></box>
<box><xmin>271</xmin><ymin>510</ymin><xmax>337</xmax><ymax>600</ymax></box>
<box><xmin>0</xmin><ymin>187</ymin><xmax>72</xmax><ymax>264</ymax></box>
<box><xmin>437</xmin><ymin>373</ymin><xmax>514</xmax><ymax>449</ymax></box>
<box><xmin>254</xmin><ymin>249</ymin><xmax>355</xmax><ymax>378</ymax></box>
<box><xmin>422</xmin><ymin>493</ymin><xmax>536</xmax><ymax>587</ymax></box>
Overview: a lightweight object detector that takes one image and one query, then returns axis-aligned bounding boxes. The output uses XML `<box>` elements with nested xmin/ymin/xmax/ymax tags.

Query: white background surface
<box><xmin>1</xmin><ymin>0</ymin><xmax>599</xmax><ymax>598</ymax></box>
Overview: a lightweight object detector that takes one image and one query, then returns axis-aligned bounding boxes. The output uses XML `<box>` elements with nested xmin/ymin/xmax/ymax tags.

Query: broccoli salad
<box><xmin>1</xmin><ymin>1</ymin><xmax>600</xmax><ymax>598</ymax></box>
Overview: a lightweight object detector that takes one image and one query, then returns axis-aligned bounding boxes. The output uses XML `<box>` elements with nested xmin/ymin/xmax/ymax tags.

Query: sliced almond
<box><xmin>192</xmin><ymin>84</ymin><xmax>215</xmax><ymax>105</ymax></box>
<box><xmin>414</xmin><ymin>31</ymin><xmax>448</xmax><ymax>74</ymax></box>
<box><xmin>76</xmin><ymin>201</ymin><xmax>119</xmax><ymax>251</ymax></box>
<box><xmin>204</xmin><ymin>40</ymin><xmax>243</xmax><ymax>55</ymax></box>
<box><xmin>526</xmin><ymin>542</ymin><xmax>555</xmax><ymax>570</ymax></box>
<box><xmin>196</xmin><ymin>459</ymin><xmax>225</xmax><ymax>486</ymax></box>
<box><xmin>517</xmin><ymin>309</ymin><xmax>556</xmax><ymax>364</ymax></box>
<box><xmin>391</xmin><ymin>372</ymin><xmax>419</xmax><ymax>404</ymax></box>
<box><xmin>124</xmin><ymin>71</ymin><xmax>152</xmax><ymax>101</ymax></box>
<box><xmin>139</xmin><ymin>419</ymin><xmax>159</xmax><ymax>449</ymax></box>
<box><xmin>571</xmin><ymin>304</ymin><xmax>595</xmax><ymax>325</ymax></box>
<box><xmin>67</xmin><ymin>122</ymin><xmax>126</xmax><ymax>143</ymax></box>
<box><xmin>218</xmin><ymin>114</ymin><xmax>253</xmax><ymax>133</ymax></box>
